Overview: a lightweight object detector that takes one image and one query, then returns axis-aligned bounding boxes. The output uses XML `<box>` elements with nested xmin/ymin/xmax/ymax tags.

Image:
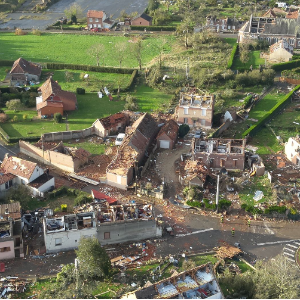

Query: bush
<box><xmin>264</xmin><ymin>205</ymin><xmax>287</xmax><ymax>214</ymax></box>
<box><xmin>23</xmin><ymin>114</ymin><xmax>28</xmax><ymax>120</ymax></box>
<box><xmin>54</xmin><ymin>113</ymin><xmax>62</xmax><ymax>123</ymax></box>
<box><xmin>203</xmin><ymin>198</ymin><xmax>216</xmax><ymax>210</ymax></box>
<box><xmin>6</xmin><ymin>99</ymin><xmax>23</xmax><ymax>111</ymax></box>
<box><xmin>0</xmin><ymin>113</ymin><xmax>8</xmax><ymax>123</ymax></box>
<box><xmin>74</xmin><ymin>192</ymin><xmax>93</xmax><ymax>206</ymax></box>
<box><xmin>178</xmin><ymin>124</ymin><xmax>190</xmax><ymax>138</ymax></box>
<box><xmin>186</xmin><ymin>200</ymin><xmax>202</xmax><ymax>208</ymax></box>
<box><xmin>15</xmin><ymin>28</ymin><xmax>26</xmax><ymax>35</ymax></box>
<box><xmin>12</xmin><ymin>115</ymin><xmax>18</xmax><ymax>122</ymax></box>
<box><xmin>76</xmin><ymin>87</ymin><xmax>86</xmax><ymax>95</ymax></box>
<box><xmin>48</xmin><ymin>186</ymin><xmax>67</xmax><ymax>199</ymax></box>
<box><xmin>272</xmin><ymin>59</ymin><xmax>300</xmax><ymax>71</ymax></box>
<box><xmin>227</xmin><ymin>44</ymin><xmax>238</xmax><ymax>69</ymax></box>
<box><xmin>32</xmin><ymin>29</ymin><xmax>42</xmax><ymax>36</ymax></box>
<box><xmin>219</xmin><ymin>199</ymin><xmax>232</xmax><ymax>210</ymax></box>
<box><xmin>61</xmin><ymin>204</ymin><xmax>67</xmax><ymax>212</ymax></box>
<box><xmin>130</xmin><ymin>25</ymin><xmax>176</xmax><ymax>31</ymax></box>
<box><xmin>243</xmin><ymin>94</ymin><xmax>253</xmax><ymax>109</ymax></box>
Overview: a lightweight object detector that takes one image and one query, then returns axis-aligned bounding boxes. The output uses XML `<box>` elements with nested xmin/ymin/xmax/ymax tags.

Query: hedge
<box><xmin>130</xmin><ymin>25</ymin><xmax>176</xmax><ymax>31</ymax></box>
<box><xmin>242</xmin><ymin>84</ymin><xmax>300</xmax><ymax>137</ymax></box>
<box><xmin>271</xmin><ymin>59</ymin><xmax>300</xmax><ymax>71</ymax></box>
<box><xmin>112</xmin><ymin>69</ymin><xmax>138</xmax><ymax>93</ymax></box>
<box><xmin>243</xmin><ymin>94</ymin><xmax>253</xmax><ymax>109</ymax></box>
<box><xmin>46</xmin><ymin>62</ymin><xmax>136</xmax><ymax>74</ymax></box>
<box><xmin>264</xmin><ymin>205</ymin><xmax>287</xmax><ymax>214</ymax></box>
<box><xmin>227</xmin><ymin>44</ymin><xmax>238</xmax><ymax>69</ymax></box>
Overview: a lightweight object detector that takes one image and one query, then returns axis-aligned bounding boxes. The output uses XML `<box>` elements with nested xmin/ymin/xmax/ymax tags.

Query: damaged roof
<box><xmin>1</xmin><ymin>155</ymin><xmax>38</xmax><ymax>180</ymax></box>
<box><xmin>157</xmin><ymin>119</ymin><xmax>179</xmax><ymax>141</ymax></box>
<box><xmin>28</xmin><ymin>173</ymin><xmax>54</xmax><ymax>189</ymax></box>
<box><xmin>69</xmin><ymin>148</ymin><xmax>91</xmax><ymax>161</ymax></box>
<box><xmin>95</xmin><ymin>113</ymin><xmax>127</xmax><ymax>130</ymax></box>
<box><xmin>91</xmin><ymin>189</ymin><xmax>118</xmax><ymax>205</ymax></box>
<box><xmin>0</xmin><ymin>202</ymin><xmax>21</xmax><ymax>220</ymax></box>
<box><xmin>10</xmin><ymin>57</ymin><xmax>41</xmax><ymax>77</ymax></box>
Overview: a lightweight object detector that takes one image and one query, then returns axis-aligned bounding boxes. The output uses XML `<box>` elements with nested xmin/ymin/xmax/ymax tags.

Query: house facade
<box><xmin>106</xmin><ymin>113</ymin><xmax>158</xmax><ymax>190</ymax></box>
<box><xmin>285</xmin><ymin>137</ymin><xmax>300</xmax><ymax>165</ymax></box>
<box><xmin>238</xmin><ymin>15</ymin><xmax>300</xmax><ymax>48</ymax></box>
<box><xmin>205</xmin><ymin>16</ymin><xmax>244</xmax><ymax>32</ymax></box>
<box><xmin>269</xmin><ymin>39</ymin><xmax>293</xmax><ymax>62</ymax></box>
<box><xmin>36</xmin><ymin>77</ymin><xmax>77</xmax><ymax>117</ymax></box>
<box><xmin>93</xmin><ymin>112</ymin><xmax>129</xmax><ymax>137</ymax></box>
<box><xmin>192</xmin><ymin>138</ymin><xmax>246</xmax><ymax>170</ymax></box>
<box><xmin>131</xmin><ymin>13</ymin><xmax>152</xmax><ymax>26</ymax></box>
<box><xmin>0</xmin><ymin>154</ymin><xmax>54</xmax><ymax>197</ymax></box>
<box><xmin>9</xmin><ymin>57</ymin><xmax>41</xmax><ymax>86</ymax></box>
<box><xmin>176</xmin><ymin>90</ymin><xmax>214</xmax><ymax>129</ymax></box>
<box><xmin>156</xmin><ymin>119</ymin><xmax>179</xmax><ymax>149</ymax></box>
<box><xmin>87</xmin><ymin>10</ymin><xmax>114</xmax><ymax>30</ymax></box>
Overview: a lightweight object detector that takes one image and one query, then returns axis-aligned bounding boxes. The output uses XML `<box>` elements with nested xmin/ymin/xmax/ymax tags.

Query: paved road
<box><xmin>0</xmin><ymin>0</ymin><xmax>148</xmax><ymax>30</ymax></box>
<box><xmin>0</xmin><ymin>141</ymin><xmax>18</xmax><ymax>160</ymax></box>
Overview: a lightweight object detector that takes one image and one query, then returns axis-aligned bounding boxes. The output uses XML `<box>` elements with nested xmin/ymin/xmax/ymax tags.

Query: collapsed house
<box><xmin>19</xmin><ymin>140</ymin><xmax>91</xmax><ymax>173</ymax></box>
<box><xmin>106</xmin><ymin>113</ymin><xmax>158</xmax><ymax>190</ymax></box>
<box><xmin>176</xmin><ymin>90</ymin><xmax>214</xmax><ymax>129</ymax></box>
<box><xmin>121</xmin><ymin>263</ymin><xmax>223</xmax><ymax>299</ymax></box>
<box><xmin>0</xmin><ymin>154</ymin><xmax>54</xmax><ymax>197</ymax></box>
<box><xmin>192</xmin><ymin>138</ymin><xmax>246</xmax><ymax>171</ymax></box>
<box><xmin>285</xmin><ymin>136</ymin><xmax>300</xmax><ymax>166</ymax></box>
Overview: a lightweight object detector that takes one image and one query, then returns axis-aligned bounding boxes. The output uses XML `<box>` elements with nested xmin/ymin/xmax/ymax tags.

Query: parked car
<box><xmin>194</xmin><ymin>130</ymin><xmax>202</xmax><ymax>138</ymax></box>
<box><xmin>115</xmin><ymin>133</ymin><xmax>126</xmax><ymax>146</ymax></box>
<box><xmin>90</xmin><ymin>28</ymin><xmax>99</xmax><ymax>32</ymax></box>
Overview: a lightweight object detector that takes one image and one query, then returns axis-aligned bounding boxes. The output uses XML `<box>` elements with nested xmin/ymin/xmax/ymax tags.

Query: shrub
<box><xmin>186</xmin><ymin>200</ymin><xmax>202</xmax><ymax>208</ymax></box>
<box><xmin>76</xmin><ymin>87</ymin><xmax>86</xmax><ymax>95</ymax></box>
<box><xmin>130</xmin><ymin>25</ymin><xmax>176</xmax><ymax>31</ymax></box>
<box><xmin>15</xmin><ymin>28</ymin><xmax>26</xmax><ymax>35</ymax></box>
<box><xmin>243</xmin><ymin>94</ymin><xmax>253</xmax><ymax>109</ymax></box>
<box><xmin>74</xmin><ymin>192</ymin><xmax>93</xmax><ymax>206</ymax></box>
<box><xmin>23</xmin><ymin>114</ymin><xmax>28</xmax><ymax>120</ymax></box>
<box><xmin>227</xmin><ymin>44</ymin><xmax>238</xmax><ymax>69</ymax></box>
<box><xmin>264</xmin><ymin>205</ymin><xmax>287</xmax><ymax>214</ymax></box>
<box><xmin>178</xmin><ymin>124</ymin><xmax>190</xmax><ymax>138</ymax></box>
<box><xmin>12</xmin><ymin>115</ymin><xmax>18</xmax><ymax>122</ymax></box>
<box><xmin>32</xmin><ymin>29</ymin><xmax>42</xmax><ymax>36</ymax></box>
<box><xmin>61</xmin><ymin>204</ymin><xmax>67</xmax><ymax>212</ymax></box>
<box><xmin>219</xmin><ymin>199</ymin><xmax>232</xmax><ymax>210</ymax></box>
<box><xmin>0</xmin><ymin>113</ymin><xmax>8</xmax><ymax>123</ymax></box>
<box><xmin>6</xmin><ymin>99</ymin><xmax>23</xmax><ymax>111</ymax></box>
<box><xmin>54</xmin><ymin>113</ymin><xmax>62</xmax><ymax>123</ymax></box>
<box><xmin>272</xmin><ymin>59</ymin><xmax>300</xmax><ymax>71</ymax></box>
<box><xmin>124</xmin><ymin>94</ymin><xmax>138</xmax><ymax>111</ymax></box>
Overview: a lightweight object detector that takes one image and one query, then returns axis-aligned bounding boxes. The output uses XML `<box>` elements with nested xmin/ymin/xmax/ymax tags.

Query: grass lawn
<box><xmin>0</xmin><ymin>66</ymin><xmax>9</xmax><ymax>81</ymax></box>
<box><xmin>42</xmin><ymin>69</ymin><xmax>132</xmax><ymax>93</ymax></box>
<box><xmin>238</xmin><ymin>175</ymin><xmax>275</xmax><ymax>206</ymax></box>
<box><xmin>65</xmin><ymin>141</ymin><xmax>106</xmax><ymax>155</ymax></box>
<box><xmin>188</xmin><ymin>254</ymin><xmax>218</xmax><ymax>267</ymax></box>
<box><xmin>222</xmin><ymin>38</ymin><xmax>237</xmax><ymax>47</ymax></box>
<box><xmin>0</xmin><ymin>33</ymin><xmax>175</xmax><ymax>68</ymax></box>
<box><xmin>232</xmin><ymin>51</ymin><xmax>265</xmax><ymax>70</ymax></box>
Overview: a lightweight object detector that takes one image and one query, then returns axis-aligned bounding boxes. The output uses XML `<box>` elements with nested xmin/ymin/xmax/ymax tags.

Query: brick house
<box><xmin>131</xmin><ymin>13</ymin><xmax>152</xmax><ymax>26</ymax></box>
<box><xmin>36</xmin><ymin>77</ymin><xmax>77</xmax><ymax>117</ymax></box>
<box><xmin>0</xmin><ymin>154</ymin><xmax>55</xmax><ymax>197</ymax></box>
<box><xmin>106</xmin><ymin>113</ymin><xmax>158</xmax><ymax>190</ymax></box>
<box><xmin>176</xmin><ymin>90</ymin><xmax>214</xmax><ymax>129</ymax></box>
<box><xmin>87</xmin><ymin>10</ymin><xmax>114</xmax><ymax>30</ymax></box>
<box><xmin>269</xmin><ymin>39</ymin><xmax>293</xmax><ymax>62</ymax></box>
<box><xmin>238</xmin><ymin>15</ymin><xmax>300</xmax><ymax>48</ymax></box>
<box><xmin>93</xmin><ymin>112</ymin><xmax>129</xmax><ymax>137</ymax></box>
<box><xmin>192</xmin><ymin>138</ymin><xmax>246</xmax><ymax>170</ymax></box>
<box><xmin>156</xmin><ymin>119</ymin><xmax>179</xmax><ymax>149</ymax></box>
<box><xmin>9</xmin><ymin>57</ymin><xmax>41</xmax><ymax>86</ymax></box>
<box><xmin>285</xmin><ymin>136</ymin><xmax>300</xmax><ymax>165</ymax></box>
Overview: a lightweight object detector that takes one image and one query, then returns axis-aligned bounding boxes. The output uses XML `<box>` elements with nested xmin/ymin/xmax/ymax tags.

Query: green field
<box><xmin>0</xmin><ymin>33</ymin><xmax>175</xmax><ymax>68</ymax></box>
<box><xmin>0</xmin><ymin>66</ymin><xmax>9</xmax><ymax>81</ymax></box>
<box><xmin>232</xmin><ymin>51</ymin><xmax>265</xmax><ymax>70</ymax></box>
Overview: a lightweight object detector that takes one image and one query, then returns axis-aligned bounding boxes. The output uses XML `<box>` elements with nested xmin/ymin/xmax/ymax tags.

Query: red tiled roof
<box><xmin>157</xmin><ymin>119</ymin><xmax>179</xmax><ymax>141</ymax></box>
<box><xmin>91</xmin><ymin>189</ymin><xmax>118</xmax><ymax>205</ymax></box>
<box><xmin>58</xmin><ymin>90</ymin><xmax>77</xmax><ymax>106</ymax></box>
<box><xmin>1</xmin><ymin>155</ymin><xmax>38</xmax><ymax>180</ymax></box>
<box><xmin>87</xmin><ymin>10</ymin><xmax>104</xmax><ymax>18</ymax></box>
<box><xmin>97</xmin><ymin>113</ymin><xmax>127</xmax><ymax>130</ymax></box>
<box><xmin>0</xmin><ymin>172</ymin><xmax>16</xmax><ymax>185</ymax></box>
<box><xmin>10</xmin><ymin>57</ymin><xmax>41</xmax><ymax>77</ymax></box>
<box><xmin>37</xmin><ymin>101</ymin><xmax>63</xmax><ymax>110</ymax></box>
<box><xmin>38</xmin><ymin>77</ymin><xmax>62</xmax><ymax>102</ymax></box>
<box><xmin>286</xmin><ymin>10</ymin><xmax>299</xmax><ymax>19</ymax></box>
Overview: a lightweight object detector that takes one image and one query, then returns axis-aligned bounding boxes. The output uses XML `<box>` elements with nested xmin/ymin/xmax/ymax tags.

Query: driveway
<box><xmin>0</xmin><ymin>0</ymin><xmax>149</xmax><ymax>30</ymax></box>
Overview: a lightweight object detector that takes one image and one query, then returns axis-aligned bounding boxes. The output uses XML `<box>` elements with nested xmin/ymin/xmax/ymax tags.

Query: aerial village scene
<box><xmin>1</xmin><ymin>0</ymin><xmax>300</xmax><ymax>298</ymax></box>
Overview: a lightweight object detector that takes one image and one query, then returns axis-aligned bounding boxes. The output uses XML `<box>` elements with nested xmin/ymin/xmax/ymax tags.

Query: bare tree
<box><xmin>132</xmin><ymin>38</ymin><xmax>143</xmax><ymax>70</ymax></box>
<box><xmin>88</xmin><ymin>44</ymin><xmax>105</xmax><ymax>66</ymax></box>
<box><xmin>115</xmin><ymin>41</ymin><xmax>128</xmax><ymax>68</ymax></box>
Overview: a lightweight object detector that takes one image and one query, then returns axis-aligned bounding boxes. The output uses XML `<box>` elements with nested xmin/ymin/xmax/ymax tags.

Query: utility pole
<box><xmin>216</xmin><ymin>174</ymin><xmax>220</xmax><ymax>214</ymax></box>
<box><xmin>186</xmin><ymin>57</ymin><xmax>190</xmax><ymax>80</ymax></box>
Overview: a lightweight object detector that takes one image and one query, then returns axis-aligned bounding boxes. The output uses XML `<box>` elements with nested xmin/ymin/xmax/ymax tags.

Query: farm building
<box><xmin>131</xmin><ymin>13</ymin><xmax>152</xmax><ymax>26</ymax></box>
<box><xmin>156</xmin><ymin>119</ymin><xmax>179</xmax><ymax>149</ymax></box>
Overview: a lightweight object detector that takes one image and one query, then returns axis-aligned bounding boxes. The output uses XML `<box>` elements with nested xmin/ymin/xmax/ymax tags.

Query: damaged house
<box><xmin>176</xmin><ymin>90</ymin><xmax>214</xmax><ymax>129</ymax></box>
<box><xmin>122</xmin><ymin>263</ymin><xmax>223</xmax><ymax>299</ymax></box>
<box><xmin>93</xmin><ymin>112</ymin><xmax>129</xmax><ymax>137</ymax></box>
<box><xmin>0</xmin><ymin>154</ymin><xmax>54</xmax><ymax>197</ymax></box>
<box><xmin>43</xmin><ymin>212</ymin><xmax>96</xmax><ymax>253</ymax></box>
<box><xmin>192</xmin><ymin>138</ymin><xmax>246</xmax><ymax>170</ymax></box>
<box><xmin>156</xmin><ymin>119</ymin><xmax>179</xmax><ymax>149</ymax></box>
<box><xmin>285</xmin><ymin>136</ymin><xmax>300</xmax><ymax>166</ymax></box>
<box><xmin>106</xmin><ymin>113</ymin><xmax>158</xmax><ymax>190</ymax></box>
<box><xmin>238</xmin><ymin>15</ymin><xmax>300</xmax><ymax>48</ymax></box>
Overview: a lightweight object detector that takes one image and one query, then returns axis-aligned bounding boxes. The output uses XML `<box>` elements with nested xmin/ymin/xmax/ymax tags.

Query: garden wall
<box><xmin>19</xmin><ymin>140</ymin><xmax>77</xmax><ymax>173</ymax></box>
<box><xmin>42</xmin><ymin>126</ymin><xmax>95</xmax><ymax>142</ymax></box>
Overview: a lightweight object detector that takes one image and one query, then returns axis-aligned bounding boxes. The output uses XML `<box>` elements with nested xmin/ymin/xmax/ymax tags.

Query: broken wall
<box><xmin>97</xmin><ymin>219</ymin><xmax>162</xmax><ymax>245</ymax></box>
<box><xmin>106</xmin><ymin>169</ymin><xmax>132</xmax><ymax>190</ymax></box>
<box><xmin>19</xmin><ymin>140</ymin><xmax>76</xmax><ymax>173</ymax></box>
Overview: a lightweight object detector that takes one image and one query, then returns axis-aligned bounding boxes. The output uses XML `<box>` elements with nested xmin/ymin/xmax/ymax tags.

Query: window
<box><xmin>5</xmin><ymin>208</ymin><xmax>8</xmax><ymax>214</ymax></box>
<box><xmin>201</xmin><ymin>119</ymin><xmax>206</xmax><ymax>126</ymax></box>
<box><xmin>55</xmin><ymin>238</ymin><xmax>62</xmax><ymax>246</ymax></box>
<box><xmin>75</xmin><ymin>240</ymin><xmax>77</xmax><ymax>243</ymax></box>
<box><xmin>201</xmin><ymin>109</ymin><xmax>206</xmax><ymax>116</ymax></box>
<box><xmin>233</xmin><ymin>159</ymin><xmax>238</xmax><ymax>167</ymax></box>
<box><xmin>94</xmin><ymin>24</ymin><xmax>97</xmax><ymax>28</ymax></box>
<box><xmin>298</xmin><ymin>40</ymin><xmax>300</xmax><ymax>46</ymax></box>
<box><xmin>228</xmin><ymin>25</ymin><xmax>231</xmax><ymax>30</ymax></box>
<box><xmin>89</xmin><ymin>18</ymin><xmax>93</xmax><ymax>22</ymax></box>
<box><xmin>95</xmin><ymin>18</ymin><xmax>99</xmax><ymax>22</ymax></box>
<box><xmin>220</xmin><ymin>159</ymin><xmax>226</xmax><ymax>167</ymax></box>
<box><xmin>290</xmin><ymin>39</ymin><xmax>294</xmax><ymax>45</ymax></box>
<box><xmin>184</xmin><ymin>108</ymin><xmax>189</xmax><ymax>115</ymax></box>
<box><xmin>104</xmin><ymin>232</ymin><xmax>110</xmax><ymax>239</ymax></box>
<box><xmin>184</xmin><ymin>118</ymin><xmax>188</xmax><ymax>124</ymax></box>
<box><xmin>0</xmin><ymin>247</ymin><xmax>10</xmax><ymax>252</ymax></box>
<box><xmin>5</xmin><ymin>180</ymin><xmax>12</xmax><ymax>190</ymax></box>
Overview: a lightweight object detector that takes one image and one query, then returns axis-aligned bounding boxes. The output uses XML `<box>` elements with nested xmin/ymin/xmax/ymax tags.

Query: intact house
<box><xmin>87</xmin><ymin>10</ymin><xmax>115</xmax><ymax>30</ymax></box>
<box><xmin>176</xmin><ymin>90</ymin><xmax>214</xmax><ymax>129</ymax></box>
<box><xmin>131</xmin><ymin>13</ymin><xmax>152</xmax><ymax>26</ymax></box>
<box><xmin>106</xmin><ymin>113</ymin><xmax>158</xmax><ymax>190</ymax></box>
<box><xmin>156</xmin><ymin>119</ymin><xmax>179</xmax><ymax>149</ymax></box>
<box><xmin>192</xmin><ymin>138</ymin><xmax>246</xmax><ymax>171</ymax></box>
<box><xmin>93</xmin><ymin>112</ymin><xmax>129</xmax><ymax>137</ymax></box>
<box><xmin>44</xmin><ymin>199</ymin><xmax>162</xmax><ymax>252</ymax></box>
<box><xmin>36</xmin><ymin>77</ymin><xmax>77</xmax><ymax>118</ymax></box>
<box><xmin>9</xmin><ymin>57</ymin><xmax>41</xmax><ymax>86</ymax></box>
<box><xmin>0</xmin><ymin>154</ymin><xmax>54</xmax><ymax>197</ymax></box>
<box><xmin>121</xmin><ymin>263</ymin><xmax>223</xmax><ymax>299</ymax></box>
<box><xmin>0</xmin><ymin>220</ymin><xmax>24</xmax><ymax>259</ymax></box>
<box><xmin>238</xmin><ymin>14</ymin><xmax>300</xmax><ymax>48</ymax></box>
<box><xmin>269</xmin><ymin>39</ymin><xmax>293</xmax><ymax>62</ymax></box>
<box><xmin>285</xmin><ymin>136</ymin><xmax>300</xmax><ymax>166</ymax></box>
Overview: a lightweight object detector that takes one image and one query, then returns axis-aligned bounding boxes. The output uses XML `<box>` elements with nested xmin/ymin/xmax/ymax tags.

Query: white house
<box><xmin>0</xmin><ymin>154</ymin><xmax>54</xmax><ymax>197</ymax></box>
<box><xmin>285</xmin><ymin>137</ymin><xmax>300</xmax><ymax>166</ymax></box>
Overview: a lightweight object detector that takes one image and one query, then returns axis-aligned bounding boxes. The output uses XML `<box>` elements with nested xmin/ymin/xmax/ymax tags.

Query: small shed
<box><xmin>156</xmin><ymin>119</ymin><xmax>179</xmax><ymax>149</ymax></box>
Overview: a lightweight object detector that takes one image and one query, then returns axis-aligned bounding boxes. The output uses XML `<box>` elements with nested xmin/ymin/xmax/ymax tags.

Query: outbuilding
<box><xmin>156</xmin><ymin>119</ymin><xmax>179</xmax><ymax>149</ymax></box>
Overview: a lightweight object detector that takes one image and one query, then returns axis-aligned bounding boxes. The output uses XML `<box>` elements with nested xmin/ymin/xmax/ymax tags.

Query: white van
<box><xmin>115</xmin><ymin>133</ymin><xmax>126</xmax><ymax>146</ymax></box>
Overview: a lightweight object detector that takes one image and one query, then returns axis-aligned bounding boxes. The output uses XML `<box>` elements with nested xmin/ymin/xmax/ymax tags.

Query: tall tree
<box><xmin>115</xmin><ymin>41</ymin><xmax>128</xmax><ymax>68</ymax></box>
<box><xmin>88</xmin><ymin>44</ymin><xmax>105</xmax><ymax>66</ymax></box>
<box><xmin>64</xmin><ymin>3</ymin><xmax>83</xmax><ymax>22</ymax></box>
<box><xmin>132</xmin><ymin>38</ymin><xmax>143</xmax><ymax>70</ymax></box>
<box><xmin>75</xmin><ymin>237</ymin><xmax>111</xmax><ymax>280</ymax></box>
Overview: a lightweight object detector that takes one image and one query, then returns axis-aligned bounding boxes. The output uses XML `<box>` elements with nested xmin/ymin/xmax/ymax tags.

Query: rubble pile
<box><xmin>34</xmin><ymin>141</ymin><xmax>58</xmax><ymax>151</ymax></box>
<box><xmin>0</xmin><ymin>276</ymin><xmax>28</xmax><ymax>298</ymax></box>
<box><xmin>215</xmin><ymin>241</ymin><xmax>242</xmax><ymax>259</ymax></box>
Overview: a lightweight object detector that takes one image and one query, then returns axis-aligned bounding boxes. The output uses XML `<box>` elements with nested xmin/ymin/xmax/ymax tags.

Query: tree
<box><xmin>178</xmin><ymin>124</ymin><xmax>190</xmax><ymax>137</ymax></box>
<box><xmin>124</xmin><ymin>94</ymin><xmax>138</xmax><ymax>111</ymax></box>
<box><xmin>75</xmin><ymin>237</ymin><xmax>111</xmax><ymax>279</ymax></box>
<box><xmin>88</xmin><ymin>44</ymin><xmax>105</xmax><ymax>67</ymax></box>
<box><xmin>54</xmin><ymin>113</ymin><xmax>62</xmax><ymax>123</ymax></box>
<box><xmin>64</xmin><ymin>3</ymin><xmax>83</xmax><ymax>22</ymax></box>
<box><xmin>6</xmin><ymin>99</ymin><xmax>23</xmax><ymax>111</ymax></box>
<box><xmin>115</xmin><ymin>42</ymin><xmax>128</xmax><ymax>68</ymax></box>
<box><xmin>64</xmin><ymin>71</ymin><xmax>74</xmax><ymax>82</ymax></box>
<box><xmin>132</xmin><ymin>38</ymin><xmax>143</xmax><ymax>70</ymax></box>
<box><xmin>148</xmin><ymin>0</ymin><xmax>159</xmax><ymax>11</ymax></box>
<box><xmin>7</xmin><ymin>185</ymin><xmax>32</xmax><ymax>210</ymax></box>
